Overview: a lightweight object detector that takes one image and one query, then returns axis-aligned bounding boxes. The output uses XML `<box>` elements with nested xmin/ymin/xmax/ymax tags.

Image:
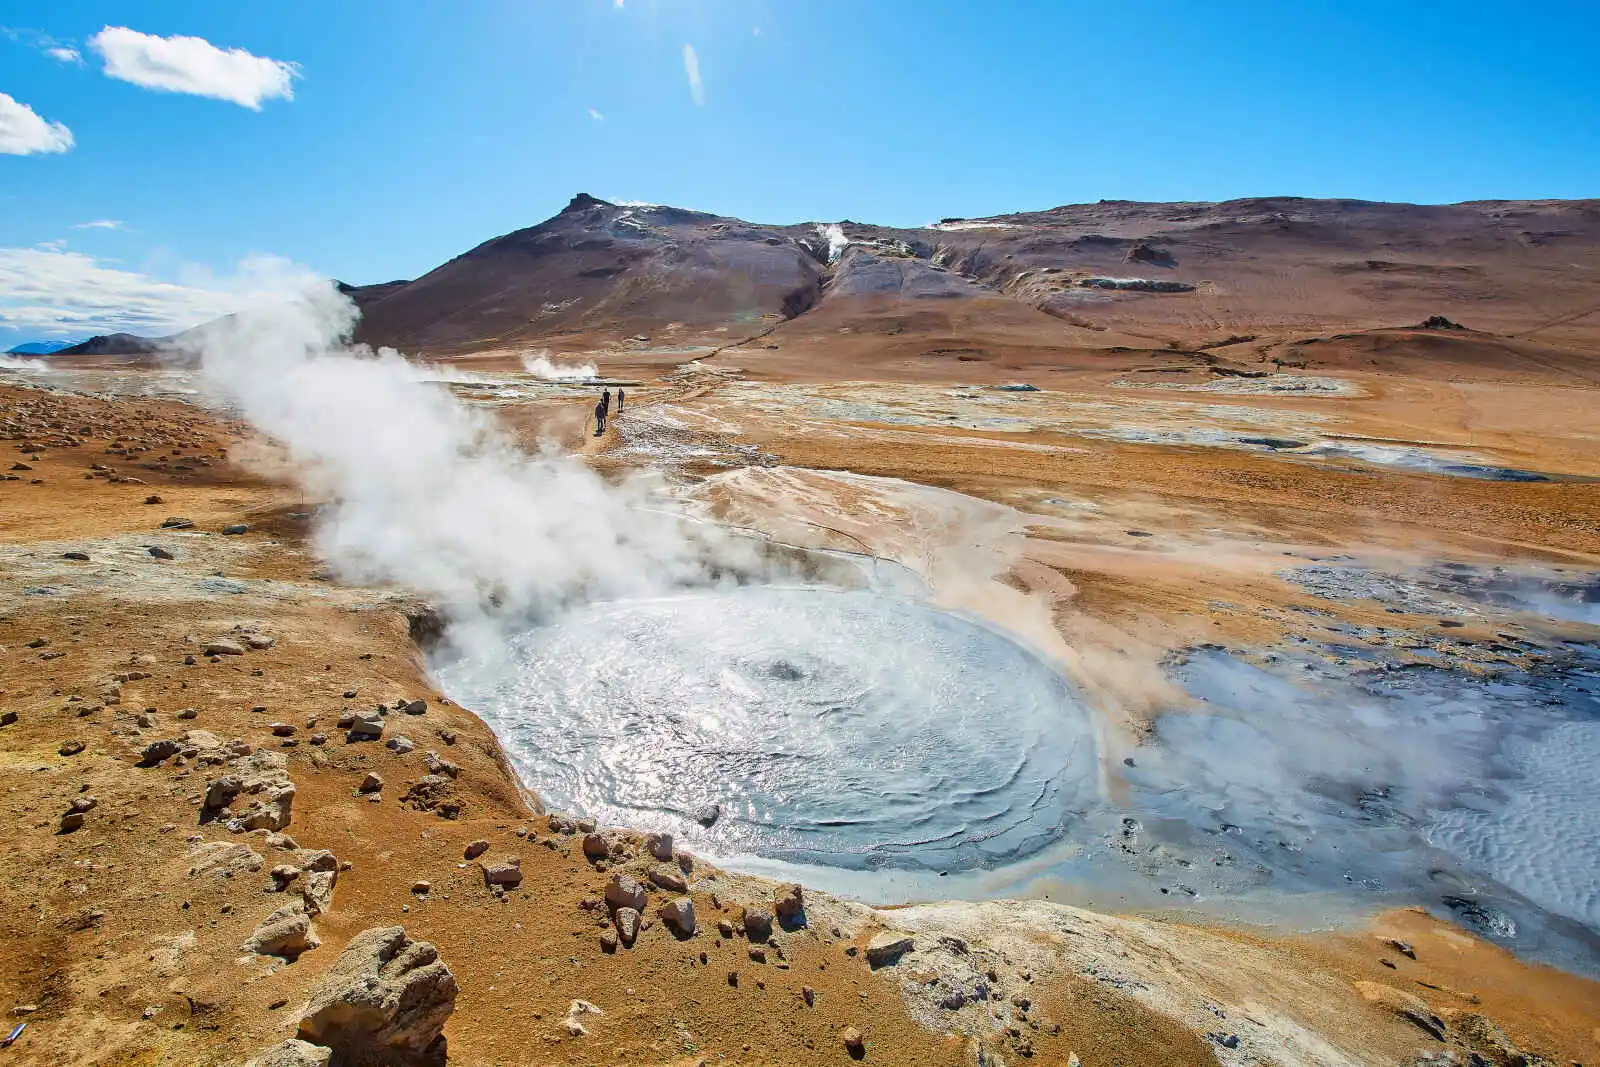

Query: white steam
<box><xmin>521</xmin><ymin>351</ymin><xmax>598</xmax><ymax>382</ymax></box>
<box><xmin>185</xmin><ymin>271</ymin><xmax>724</xmax><ymax>640</ymax></box>
<box><xmin>815</xmin><ymin>222</ymin><xmax>849</xmax><ymax>264</ymax></box>
<box><xmin>0</xmin><ymin>353</ymin><xmax>56</xmax><ymax>373</ymax></box>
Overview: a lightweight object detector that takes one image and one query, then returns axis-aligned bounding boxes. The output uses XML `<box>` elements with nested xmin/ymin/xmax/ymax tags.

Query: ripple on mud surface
<box><xmin>433</xmin><ymin>587</ymin><xmax>1097</xmax><ymax>870</ymax></box>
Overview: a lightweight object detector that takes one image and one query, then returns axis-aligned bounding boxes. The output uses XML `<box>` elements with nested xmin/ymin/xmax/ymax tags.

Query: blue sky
<box><xmin>1</xmin><ymin>0</ymin><xmax>1597</xmax><ymax>347</ymax></box>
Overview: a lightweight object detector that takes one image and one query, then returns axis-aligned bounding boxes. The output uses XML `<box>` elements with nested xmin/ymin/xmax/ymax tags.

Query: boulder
<box><xmin>243</xmin><ymin>1038</ymin><xmax>331</xmax><ymax>1067</ymax></box>
<box><xmin>242</xmin><ymin>906</ymin><xmax>320</xmax><ymax>960</ymax></box>
<box><xmin>866</xmin><ymin>931</ymin><xmax>914</xmax><ymax>968</ymax></box>
<box><xmin>347</xmin><ymin>712</ymin><xmax>385</xmax><ymax>741</ymax></box>
<box><xmin>775</xmin><ymin>883</ymin><xmax>805</xmax><ymax>925</ymax></box>
<box><xmin>658</xmin><ymin>897</ymin><xmax>697</xmax><ymax>938</ymax></box>
<box><xmin>463</xmin><ymin>840</ymin><xmax>489</xmax><ymax>860</ymax></box>
<box><xmin>649</xmin><ymin>868</ymin><xmax>687</xmax><ymax>894</ymax></box>
<box><xmin>205</xmin><ymin>639</ymin><xmax>246</xmax><ymax>656</ymax></box>
<box><xmin>605</xmin><ymin>874</ymin><xmax>647</xmax><ymax>913</ymax></box>
<box><xmin>646</xmin><ymin>832</ymin><xmax>674</xmax><ymax>862</ymax></box>
<box><xmin>481</xmin><ymin>857</ymin><xmax>522</xmax><ymax>888</ymax></box>
<box><xmin>581</xmin><ymin>832</ymin><xmax>610</xmax><ymax>862</ymax></box>
<box><xmin>296</xmin><ymin>926</ymin><xmax>457</xmax><ymax>1065</ymax></box>
<box><xmin>742</xmin><ymin>908</ymin><xmax>774</xmax><ymax>943</ymax></box>
<box><xmin>140</xmin><ymin>738</ymin><xmax>182</xmax><ymax>765</ymax></box>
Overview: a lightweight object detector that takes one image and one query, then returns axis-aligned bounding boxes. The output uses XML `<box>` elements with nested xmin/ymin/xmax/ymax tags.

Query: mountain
<box><xmin>6</xmin><ymin>339</ymin><xmax>81</xmax><ymax>355</ymax></box>
<box><xmin>49</xmin><ymin>195</ymin><xmax>1600</xmax><ymax>376</ymax></box>
<box><xmin>56</xmin><ymin>332</ymin><xmax>168</xmax><ymax>357</ymax></box>
<box><xmin>337</xmin><ymin>194</ymin><xmax>1600</xmax><ymax>369</ymax></box>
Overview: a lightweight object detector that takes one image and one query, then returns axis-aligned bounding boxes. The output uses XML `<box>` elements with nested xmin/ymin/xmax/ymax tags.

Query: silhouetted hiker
<box><xmin>617</xmin><ymin>388</ymin><xmax>625</xmax><ymax>412</ymax></box>
<box><xmin>594</xmin><ymin>390</ymin><xmax>609</xmax><ymax>436</ymax></box>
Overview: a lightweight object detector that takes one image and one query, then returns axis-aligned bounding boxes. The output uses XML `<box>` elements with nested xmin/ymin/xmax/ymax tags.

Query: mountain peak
<box><xmin>562</xmin><ymin>193</ymin><xmax>613</xmax><ymax>214</ymax></box>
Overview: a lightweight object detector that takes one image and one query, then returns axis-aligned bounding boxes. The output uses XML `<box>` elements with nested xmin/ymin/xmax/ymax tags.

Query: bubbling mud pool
<box><xmin>432</xmin><ymin>586</ymin><xmax>1099</xmax><ymax>872</ymax></box>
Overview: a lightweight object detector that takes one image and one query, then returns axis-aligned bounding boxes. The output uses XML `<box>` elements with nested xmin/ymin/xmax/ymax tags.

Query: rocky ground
<box><xmin>2</xmin><ymin>373</ymin><xmax>1598</xmax><ymax>1067</ymax></box>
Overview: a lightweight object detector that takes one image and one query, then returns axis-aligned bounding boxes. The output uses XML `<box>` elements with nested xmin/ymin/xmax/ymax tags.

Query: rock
<box><xmin>581</xmin><ymin>832</ymin><xmax>610</xmax><ymax>862</ymax></box>
<box><xmin>60</xmin><ymin>811</ymin><xmax>86</xmax><ymax>832</ymax></box>
<box><xmin>148</xmin><ymin>546</ymin><xmax>175</xmax><ymax>560</ymax></box>
<box><xmin>599</xmin><ymin>930</ymin><xmax>618</xmax><ymax>953</ymax></box>
<box><xmin>222</xmin><ymin>524</ymin><xmax>250</xmax><ymax>535</ymax></box>
<box><xmin>144</xmin><ymin>494</ymin><xmax>163</xmax><ymax>504</ymax></box>
<box><xmin>358</xmin><ymin>772</ymin><xmax>383</xmax><ymax>794</ymax></box>
<box><xmin>605</xmin><ymin>874</ymin><xmax>648</xmax><ymax>913</ymax></box>
<box><xmin>660</xmin><ymin>896</ymin><xmax>697</xmax><ymax>937</ymax></box>
<box><xmin>140</xmin><ymin>738</ymin><xmax>182</xmax><ymax>765</ymax></box>
<box><xmin>463</xmin><ymin>840</ymin><xmax>489</xmax><ymax>860</ymax></box>
<box><xmin>695</xmin><ymin>803</ymin><xmax>721</xmax><ymax>827</ymax></box>
<box><xmin>242</xmin><ymin>906</ymin><xmax>320</xmax><ymax>960</ymax></box>
<box><xmin>866</xmin><ymin>931</ymin><xmax>914</xmax><ymax>968</ymax></box>
<box><xmin>1383</xmin><ymin>937</ymin><xmax>1417</xmax><ymax>960</ymax></box>
<box><xmin>743</xmin><ymin>908</ymin><xmax>774</xmax><ymax>943</ymax></box>
<box><xmin>842</xmin><ymin>1026</ymin><xmax>865</xmax><ymax>1057</ymax></box>
<box><xmin>243</xmin><ymin>1038</ymin><xmax>331</xmax><ymax>1067</ymax></box>
<box><xmin>646</xmin><ymin>832</ymin><xmax>674</xmax><ymax>862</ymax></box>
<box><xmin>176</xmin><ymin>708</ymin><xmax>198</xmax><ymax>720</ymax></box>
<box><xmin>401</xmin><ymin>700</ymin><xmax>427</xmax><ymax>715</ymax></box>
<box><xmin>748</xmin><ymin>946</ymin><xmax>767</xmax><ymax>963</ymax></box>
<box><xmin>775</xmin><ymin>883</ymin><xmax>804</xmax><ymax>925</ymax></box>
<box><xmin>717</xmin><ymin>919</ymin><xmax>734</xmax><ymax>938</ymax></box>
<box><xmin>204</xmin><ymin>638</ymin><xmax>246</xmax><ymax>656</ymax></box>
<box><xmin>243</xmin><ymin>633</ymin><xmax>276</xmax><ymax>650</ymax></box>
<box><xmin>62</xmin><ymin>551</ymin><xmax>89</xmax><ymax>561</ymax></box>
<box><xmin>347</xmin><ymin>712</ymin><xmax>384</xmax><ymax>741</ymax></box>
<box><xmin>614</xmin><ymin>907</ymin><xmax>641</xmax><ymax>947</ymax></box>
<box><xmin>271</xmin><ymin>722</ymin><xmax>297</xmax><ymax>737</ymax></box>
<box><xmin>296</xmin><ymin>926</ymin><xmax>456</xmax><ymax>1065</ymax></box>
<box><xmin>0</xmin><ymin>711</ymin><xmax>15</xmax><ymax>727</ymax></box>
<box><xmin>547</xmin><ymin>813</ymin><xmax>577</xmax><ymax>834</ymax></box>
<box><xmin>401</xmin><ymin>775</ymin><xmax>455</xmax><ymax>815</ymax></box>
<box><xmin>271</xmin><ymin>864</ymin><xmax>302</xmax><ymax>887</ymax></box>
<box><xmin>561</xmin><ymin>999</ymin><xmax>602</xmax><ymax>1037</ymax></box>
<box><xmin>802</xmin><ymin>986</ymin><xmax>815</xmax><ymax>1007</ymax></box>
<box><xmin>412</xmin><ymin>881</ymin><xmax>430</xmax><ymax>894</ymax></box>
<box><xmin>161</xmin><ymin>516</ymin><xmax>194</xmax><ymax>528</ymax></box>
<box><xmin>481</xmin><ymin>857</ymin><xmax>522</xmax><ymax>888</ymax></box>
<box><xmin>188</xmin><ymin>841</ymin><xmax>264</xmax><ymax>879</ymax></box>
<box><xmin>203</xmin><ymin>775</ymin><xmax>243</xmax><ymax>810</ymax></box>
<box><xmin>309</xmin><ymin>733</ymin><xmax>327</xmax><ymax>746</ymax></box>
<box><xmin>649</xmin><ymin>868</ymin><xmax>688</xmax><ymax>893</ymax></box>
<box><xmin>423</xmin><ymin>751</ymin><xmax>458</xmax><ymax>778</ymax></box>
<box><xmin>58</xmin><ymin>739</ymin><xmax>85</xmax><ymax>756</ymax></box>
<box><xmin>386</xmin><ymin>735</ymin><xmax>415</xmax><ymax>755</ymax></box>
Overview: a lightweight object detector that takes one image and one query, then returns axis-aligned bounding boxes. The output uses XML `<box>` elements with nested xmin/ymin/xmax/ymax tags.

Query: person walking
<box><xmin>616</xmin><ymin>388</ymin><xmax>625</xmax><ymax>413</ymax></box>
<box><xmin>594</xmin><ymin>389</ymin><xmax>610</xmax><ymax>436</ymax></box>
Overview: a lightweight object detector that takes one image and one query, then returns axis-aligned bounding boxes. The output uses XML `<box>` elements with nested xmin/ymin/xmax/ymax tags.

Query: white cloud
<box><xmin>73</xmin><ymin>219</ymin><xmax>126</xmax><ymax>230</ymax></box>
<box><xmin>682</xmin><ymin>44</ymin><xmax>704</xmax><ymax>107</ymax></box>
<box><xmin>588</xmin><ymin>108</ymin><xmax>604</xmax><ymax>121</ymax></box>
<box><xmin>47</xmin><ymin>46</ymin><xmax>81</xmax><ymax>64</ymax></box>
<box><xmin>0</xmin><ymin>246</ymin><xmax>302</xmax><ymax>337</ymax></box>
<box><xmin>0</xmin><ymin>92</ymin><xmax>74</xmax><ymax>155</ymax></box>
<box><xmin>90</xmin><ymin>26</ymin><xmax>299</xmax><ymax>110</ymax></box>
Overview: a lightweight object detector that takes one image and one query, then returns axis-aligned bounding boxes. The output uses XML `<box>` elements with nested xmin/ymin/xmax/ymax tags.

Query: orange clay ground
<box><xmin>1</xmin><ymin>356</ymin><xmax>1597</xmax><ymax>1067</ymax></box>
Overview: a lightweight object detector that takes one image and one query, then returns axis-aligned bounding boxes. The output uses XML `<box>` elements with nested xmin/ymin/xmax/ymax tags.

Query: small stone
<box><xmin>717</xmin><ymin>920</ymin><xmax>734</xmax><ymax>938</ymax></box>
<box><xmin>748</xmin><ymin>946</ymin><xmax>767</xmax><ymax>963</ymax></box>
<box><xmin>412</xmin><ymin>881</ymin><xmax>430</xmax><ymax>894</ymax></box>
<box><xmin>463</xmin><ymin>840</ymin><xmax>489</xmax><ymax>860</ymax></box>
<box><xmin>204</xmin><ymin>639</ymin><xmax>246</xmax><ymax>657</ymax></box>
<box><xmin>60</xmin><ymin>811</ymin><xmax>86</xmax><ymax>832</ymax></box>
<box><xmin>176</xmin><ymin>708</ymin><xmax>198</xmax><ymax>720</ymax></box>
<box><xmin>599</xmin><ymin>930</ymin><xmax>618</xmax><ymax>953</ymax></box>
<box><xmin>242</xmin><ymin>634</ymin><xmax>275</xmax><ymax>650</ymax></box>
<box><xmin>424</xmin><ymin>751</ymin><xmax>459</xmax><ymax>778</ymax></box>
<box><xmin>62</xmin><ymin>551</ymin><xmax>89</xmax><ymax>561</ymax></box>
<box><xmin>222</xmin><ymin>524</ymin><xmax>250</xmax><ymax>535</ymax></box>
<box><xmin>271</xmin><ymin>722</ymin><xmax>296</xmax><ymax>737</ymax></box>
<box><xmin>842</xmin><ymin>1027</ymin><xmax>865</xmax><ymax>1057</ymax></box>
<box><xmin>358</xmin><ymin>772</ymin><xmax>383</xmax><ymax>794</ymax></box>
<box><xmin>148</xmin><ymin>546</ymin><xmax>175</xmax><ymax>560</ymax></box>
<box><xmin>802</xmin><ymin>986</ymin><xmax>815</xmax><ymax>1007</ymax></box>
<box><xmin>309</xmin><ymin>733</ymin><xmax>326</xmax><ymax>746</ymax></box>
<box><xmin>614</xmin><ymin>907</ymin><xmax>641</xmax><ymax>946</ymax></box>
<box><xmin>69</xmin><ymin>796</ymin><xmax>98</xmax><ymax>814</ymax></box>
<box><xmin>140</xmin><ymin>738</ymin><xmax>181</xmax><ymax>764</ymax></box>
<box><xmin>695</xmin><ymin>803</ymin><xmax>721</xmax><ymax>827</ymax></box>
<box><xmin>646</xmin><ymin>832</ymin><xmax>674</xmax><ymax>862</ymax></box>
<box><xmin>346</xmin><ymin>712</ymin><xmax>384</xmax><ymax>741</ymax></box>
<box><xmin>161</xmin><ymin>516</ymin><xmax>194</xmax><ymax>528</ymax></box>
<box><xmin>0</xmin><ymin>711</ymin><xmax>16</xmax><ymax>727</ymax></box>
<box><xmin>401</xmin><ymin>699</ymin><xmax>427</xmax><ymax>715</ymax></box>
<box><xmin>144</xmin><ymin>494</ymin><xmax>163</xmax><ymax>505</ymax></box>
<box><xmin>385</xmin><ymin>735</ymin><xmax>414</xmax><ymax>754</ymax></box>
